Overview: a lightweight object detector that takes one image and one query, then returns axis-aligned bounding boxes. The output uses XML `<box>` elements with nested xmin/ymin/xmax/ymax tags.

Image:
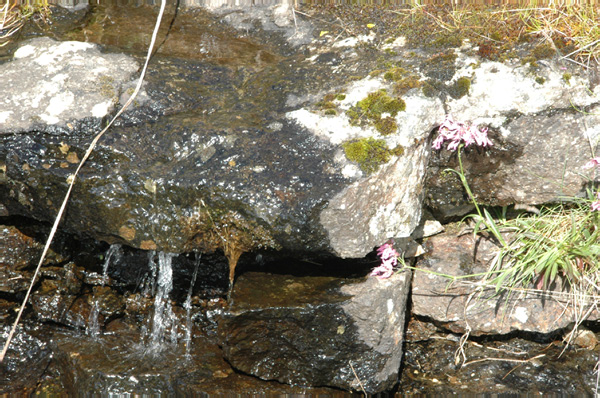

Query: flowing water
<box><xmin>145</xmin><ymin>252</ymin><xmax>178</xmax><ymax>352</ymax></box>
<box><xmin>184</xmin><ymin>254</ymin><xmax>201</xmax><ymax>359</ymax></box>
<box><xmin>87</xmin><ymin>244</ymin><xmax>122</xmax><ymax>337</ymax></box>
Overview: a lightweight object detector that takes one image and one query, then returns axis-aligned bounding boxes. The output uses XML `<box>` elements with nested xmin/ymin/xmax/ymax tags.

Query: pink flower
<box><xmin>370</xmin><ymin>263</ymin><xmax>394</xmax><ymax>278</ymax></box>
<box><xmin>371</xmin><ymin>242</ymin><xmax>400</xmax><ymax>279</ymax></box>
<box><xmin>432</xmin><ymin>115</ymin><xmax>492</xmax><ymax>151</ymax></box>
<box><xmin>584</xmin><ymin>157</ymin><xmax>600</xmax><ymax>169</ymax></box>
<box><xmin>592</xmin><ymin>192</ymin><xmax>600</xmax><ymax>211</ymax></box>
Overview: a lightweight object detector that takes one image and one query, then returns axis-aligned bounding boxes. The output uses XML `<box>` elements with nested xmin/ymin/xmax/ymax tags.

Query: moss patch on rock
<box><xmin>347</xmin><ymin>89</ymin><xmax>405</xmax><ymax>135</ymax></box>
<box><xmin>342</xmin><ymin>137</ymin><xmax>403</xmax><ymax>174</ymax></box>
<box><xmin>449</xmin><ymin>76</ymin><xmax>471</xmax><ymax>99</ymax></box>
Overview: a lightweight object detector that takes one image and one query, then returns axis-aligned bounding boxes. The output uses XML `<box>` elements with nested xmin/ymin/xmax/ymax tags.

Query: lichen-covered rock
<box><xmin>412</xmin><ymin>230</ymin><xmax>600</xmax><ymax>335</ymax></box>
<box><xmin>0</xmin><ymin>24</ymin><xmax>438</xmax><ymax>259</ymax></box>
<box><xmin>218</xmin><ymin>271</ymin><xmax>411</xmax><ymax>393</ymax></box>
<box><xmin>426</xmin><ymin>106</ymin><xmax>600</xmax><ymax>219</ymax></box>
<box><xmin>0</xmin><ymin>37</ymin><xmax>140</xmax><ymax>131</ymax></box>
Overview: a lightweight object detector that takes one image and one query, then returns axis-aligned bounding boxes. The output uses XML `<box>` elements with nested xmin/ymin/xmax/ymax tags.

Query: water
<box><xmin>184</xmin><ymin>254</ymin><xmax>201</xmax><ymax>359</ymax></box>
<box><xmin>147</xmin><ymin>251</ymin><xmax>178</xmax><ymax>352</ymax></box>
<box><xmin>87</xmin><ymin>244</ymin><xmax>122</xmax><ymax>337</ymax></box>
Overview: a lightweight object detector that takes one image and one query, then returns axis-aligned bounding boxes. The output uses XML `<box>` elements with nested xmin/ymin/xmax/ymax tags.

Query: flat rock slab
<box><xmin>218</xmin><ymin>270</ymin><xmax>411</xmax><ymax>393</ymax></box>
<box><xmin>412</xmin><ymin>230</ymin><xmax>600</xmax><ymax>335</ymax></box>
<box><xmin>0</xmin><ymin>37</ymin><xmax>139</xmax><ymax>131</ymax></box>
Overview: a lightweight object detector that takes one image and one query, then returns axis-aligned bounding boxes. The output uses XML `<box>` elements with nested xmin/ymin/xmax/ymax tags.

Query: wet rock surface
<box><xmin>3</xmin><ymin>1</ymin><xmax>600</xmax><ymax>395</ymax></box>
<box><xmin>219</xmin><ymin>270</ymin><xmax>411</xmax><ymax>393</ymax></box>
<box><xmin>400</xmin><ymin>331</ymin><xmax>599</xmax><ymax>395</ymax></box>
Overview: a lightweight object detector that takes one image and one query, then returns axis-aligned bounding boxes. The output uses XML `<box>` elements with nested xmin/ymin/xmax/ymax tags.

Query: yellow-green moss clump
<box><xmin>315</xmin><ymin>92</ymin><xmax>346</xmax><ymax>116</ymax></box>
<box><xmin>449</xmin><ymin>76</ymin><xmax>471</xmax><ymax>99</ymax></box>
<box><xmin>383</xmin><ymin>67</ymin><xmax>407</xmax><ymax>82</ymax></box>
<box><xmin>532</xmin><ymin>43</ymin><xmax>556</xmax><ymax>60</ymax></box>
<box><xmin>393</xmin><ymin>76</ymin><xmax>422</xmax><ymax>96</ymax></box>
<box><xmin>342</xmin><ymin>137</ymin><xmax>403</xmax><ymax>174</ymax></box>
<box><xmin>347</xmin><ymin>90</ymin><xmax>406</xmax><ymax>135</ymax></box>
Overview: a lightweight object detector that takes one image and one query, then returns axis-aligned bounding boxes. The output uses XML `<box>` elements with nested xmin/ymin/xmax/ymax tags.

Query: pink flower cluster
<box><xmin>584</xmin><ymin>157</ymin><xmax>600</xmax><ymax>211</ymax></box>
<box><xmin>370</xmin><ymin>242</ymin><xmax>400</xmax><ymax>279</ymax></box>
<box><xmin>432</xmin><ymin>115</ymin><xmax>493</xmax><ymax>151</ymax></box>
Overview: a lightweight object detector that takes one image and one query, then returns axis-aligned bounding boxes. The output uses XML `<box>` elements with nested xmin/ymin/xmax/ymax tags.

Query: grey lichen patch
<box><xmin>0</xmin><ymin>37</ymin><xmax>139</xmax><ymax>131</ymax></box>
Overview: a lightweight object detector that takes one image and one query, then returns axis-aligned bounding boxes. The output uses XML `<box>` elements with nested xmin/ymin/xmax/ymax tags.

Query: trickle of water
<box><xmin>184</xmin><ymin>254</ymin><xmax>201</xmax><ymax>359</ymax></box>
<box><xmin>101</xmin><ymin>244</ymin><xmax>121</xmax><ymax>285</ymax></box>
<box><xmin>147</xmin><ymin>252</ymin><xmax>177</xmax><ymax>352</ymax></box>
<box><xmin>87</xmin><ymin>244</ymin><xmax>122</xmax><ymax>337</ymax></box>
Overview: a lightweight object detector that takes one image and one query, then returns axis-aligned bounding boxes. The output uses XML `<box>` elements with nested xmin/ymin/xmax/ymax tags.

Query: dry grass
<box><xmin>0</xmin><ymin>0</ymin><xmax>50</xmax><ymax>47</ymax></box>
<box><xmin>391</xmin><ymin>2</ymin><xmax>600</xmax><ymax>67</ymax></box>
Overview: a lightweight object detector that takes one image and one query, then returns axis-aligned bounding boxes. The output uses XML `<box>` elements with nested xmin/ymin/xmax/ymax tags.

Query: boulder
<box><xmin>0</xmin><ymin>37</ymin><xmax>140</xmax><ymax>131</ymax></box>
<box><xmin>426</xmin><ymin>52</ymin><xmax>600</xmax><ymax>219</ymax></box>
<box><xmin>0</xmin><ymin>28</ymin><xmax>438</xmax><ymax>259</ymax></box>
<box><xmin>218</xmin><ymin>270</ymin><xmax>411</xmax><ymax>393</ymax></box>
<box><xmin>412</xmin><ymin>229</ymin><xmax>600</xmax><ymax>335</ymax></box>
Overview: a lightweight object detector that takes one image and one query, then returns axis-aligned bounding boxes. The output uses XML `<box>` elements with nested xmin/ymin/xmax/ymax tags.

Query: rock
<box><xmin>426</xmin><ymin>51</ymin><xmax>600</xmax><ymax>220</ymax></box>
<box><xmin>427</xmin><ymin>107</ymin><xmax>600</xmax><ymax>219</ymax></box>
<box><xmin>0</xmin><ymin>224</ymin><xmax>66</xmax><ymax>270</ymax></box>
<box><xmin>412</xmin><ymin>229</ymin><xmax>600</xmax><ymax>335</ymax></box>
<box><xmin>0</xmin><ymin>325</ymin><xmax>52</xmax><ymax>394</ymax></box>
<box><xmin>0</xmin><ymin>37</ymin><xmax>140</xmax><ymax>132</ymax></box>
<box><xmin>0</xmin><ymin>24</ymin><xmax>437</xmax><ymax>259</ymax></box>
<box><xmin>45</xmin><ymin>320</ymin><xmax>342</xmax><ymax>395</ymax></box>
<box><xmin>567</xmin><ymin>328</ymin><xmax>598</xmax><ymax>350</ymax></box>
<box><xmin>218</xmin><ymin>270</ymin><xmax>411</xmax><ymax>393</ymax></box>
<box><xmin>30</xmin><ymin>263</ymin><xmax>87</xmax><ymax>327</ymax></box>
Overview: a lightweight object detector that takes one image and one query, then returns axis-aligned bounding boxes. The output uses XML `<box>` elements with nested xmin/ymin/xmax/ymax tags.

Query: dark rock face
<box><xmin>426</xmin><ymin>108</ymin><xmax>600</xmax><ymax>219</ymax></box>
<box><xmin>412</xmin><ymin>229</ymin><xmax>600</xmax><ymax>335</ymax></box>
<box><xmin>218</xmin><ymin>270</ymin><xmax>411</xmax><ymax>393</ymax></box>
<box><xmin>0</xmin><ymin>325</ymin><xmax>52</xmax><ymax>394</ymax></box>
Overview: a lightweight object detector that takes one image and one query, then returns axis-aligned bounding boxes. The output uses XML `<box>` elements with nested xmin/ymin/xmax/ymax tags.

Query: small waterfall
<box><xmin>184</xmin><ymin>254</ymin><xmax>201</xmax><ymax>359</ymax></box>
<box><xmin>87</xmin><ymin>244</ymin><xmax>121</xmax><ymax>337</ymax></box>
<box><xmin>145</xmin><ymin>252</ymin><xmax>178</xmax><ymax>353</ymax></box>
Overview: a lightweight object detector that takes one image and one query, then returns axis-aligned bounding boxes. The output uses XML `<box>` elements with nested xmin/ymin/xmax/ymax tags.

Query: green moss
<box><xmin>520</xmin><ymin>56</ymin><xmax>537</xmax><ymax>67</ymax></box>
<box><xmin>320</xmin><ymin>101</ymin><xmax>337</xmax><ymax>109</ymax></box>
<box><xmin>98</xmin><ymin>75</ymin><xmax>116</xmax><ymax>98</ymax></box>
<box><xmin>342</xmin><ymin>137</ymin><xmax>394</xmax><ymax>174</ymax></box>
<box><xmin>421</xmin><ymin>80</ymin><xmax>442</xmax><ymax>98</ymax></box>
<box><xmin>374</xmin><ymin>116</ymin><xmax>398</xmax><ymax>136</ymax></box>
<box><xmin>324</xmin><ymin>109</ymin><xmax>337</xmax><ymax>115</ymax></box>
<box><xmin>449</xmin><ymin>76</ymin><xmax>471</xmax><ymax>99</ymax></box>
<box><xmin>393</xmin><ymin>76</ymin><xmax>422</xmax><ymax>96</ymax></box>
<box><xmin>425</xmin><ymin>52</ymin><xmax>458</xmax><ymax>67</ymax></box>
<box><xmin>347</xmin><ymin>90</ymin><xmax>405</xmax><ymax>135</ymax></box>
<box><xmin>383</xmin><ymin>67</ymin><xmax>407</xmax><ymax>82</ymax></box>
<box><xmin>562</xmin><ymin>72</ymin><xmax>572</xmax><ymax>84</ymax></box>
<box><xmin>431</xmin><ymin>33</ymin><xmax>464</xmax><ymax>48</ymax></box>
<box><xmin>357</xmin><ymin>90</ymin><xmax>405</xmax><ymax>118</ymax></box>
<box><xmin>335</xmin><ymin>93</ymin><xmax>346</xmax><ymax>101</ymax></box>
<box><xmin>532</xmin><ymin>43</ymin><xmax>556</xmax><ymax>60</ymax></box>
<box><xmin>490</xmin><ymin>31</ymin><xmax>502</xmax><ymax>42</ymax></box>
<box><xmin>535</xmin><ymin>76</ymin><xmax>546</xmax><ymax>85</ymax></box>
